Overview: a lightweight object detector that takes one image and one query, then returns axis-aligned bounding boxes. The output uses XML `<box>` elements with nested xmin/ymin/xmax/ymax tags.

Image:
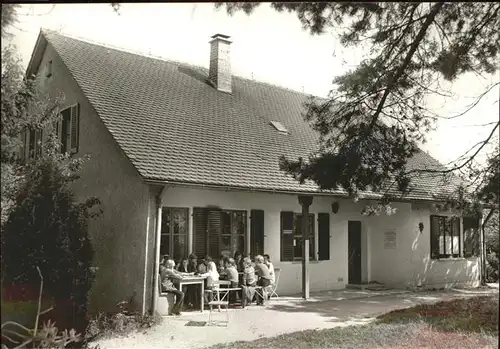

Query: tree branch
<box><xmin>367</xmin><ymin>2</ymin><xmax>445</xmax><ymax>131</ymax></box>
<box><xmin>441</xmin><ymin>82</ymin><xmax>500</xmax><ymax>120</ymax></box>
<box><xmin>408</xmin><ymin>121</ymin><xmax>499</xmax><ymax>175</ymax></box>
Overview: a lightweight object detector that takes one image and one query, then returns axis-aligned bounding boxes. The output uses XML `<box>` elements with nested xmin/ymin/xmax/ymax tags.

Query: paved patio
<box><xmin>94</xmin><ymin>287</ymin><xmax>498</xmax><ymax>349</ymax></box>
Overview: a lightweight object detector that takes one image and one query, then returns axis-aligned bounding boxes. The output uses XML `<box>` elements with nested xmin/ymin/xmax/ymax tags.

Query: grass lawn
<box><xmin>206</xmin><ymin>295</ymin><xmax>499</xmax><ymax>349</ymax></box>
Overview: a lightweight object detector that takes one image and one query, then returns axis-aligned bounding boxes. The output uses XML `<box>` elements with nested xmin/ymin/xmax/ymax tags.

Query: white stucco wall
<box><xmin>37</xmin><ymin>43</ymin><xmax>151</xmax><ymax>314</ymax></box>
<box><xmin>151</xmin><ymin>186</ymin><xmax>364</xmax><ymax>296</ymax></box>
<box><xmin>147</xmin><ymin>186</ymin><xmax>481</xmax><ymax>297</ymax></box>
<box><xmin>368</xmin><ymin>202</ymin><xmax>481</xmax><ymax>289</ymax></box>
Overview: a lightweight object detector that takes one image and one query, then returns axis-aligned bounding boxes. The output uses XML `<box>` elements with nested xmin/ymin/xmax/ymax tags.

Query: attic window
<box><xmin>270</xmin><ymin>121</ymin><xmax>290</xmax><ymax>135</ymax></box>
<box><xmin>46</xmin><ymin>60</ymin><xmax>53</xmax><ymax>78</ymax></box>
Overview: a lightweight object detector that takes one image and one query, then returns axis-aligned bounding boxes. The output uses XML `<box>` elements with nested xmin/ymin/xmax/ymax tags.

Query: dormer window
<box><xmin>270</xmin><ymin>120</ymin><xmax>289</xmax><ymax>135</ymax></box>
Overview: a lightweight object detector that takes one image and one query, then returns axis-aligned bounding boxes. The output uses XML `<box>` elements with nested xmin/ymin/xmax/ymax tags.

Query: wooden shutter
<box><xmin>19</xmin><ymin>129</ymin><xmax>27</xmax><ymax>160</ymax></box>
<box><xmin>35</xmin><ymin>130</ymin><xmax>43</xmax><ymax>158</ymax></box>
<box><xmin>61</xmin><ymin>108</ymin><xmax>70</xmax><ymax>154</ymax></box>
<box><xmin>250</xmin><ymin>210</ymin><xmax>265</xmax><ymax>256</ymax></box>
<box><xmin>207</xmin><ymin>208</ymin><xmax>222</xmax><ymax>258</ymax></box>
<box><xmin>28</xmin><ymin>129</ymin><xmax>36</xmax><ymax>159</ymax></box>
<box><xmin>463</xmin><ymin>216</ymin><xmax>480</xmax><ymax>257</ymax></box>
<box><xmin>281</xmin><ymin>211</ymin><xmax>294</xmax><ymax>261</ymax></box>
<box><xmin>318</xmin><ymin>213</ymin><xmax>330</xmax><ymax>261</ymax></box>
<box><xmin>193</xmin><ymin>207</ymin><xmax>207</xmax><ymax>257</ymax></box>
<box><xmin>451</xmin><ymin>217</ymin><xmax>460</xmax><ymax>257</ymax></box>
<box><xmin>70</xmin><ymin>104</ymin><xmax>80</xmax><ymax>154</ymax></box>
<box><xmin>430</xmin><ymin>215</ymin><xmax>440</xmax><ymax>259</ymax></box>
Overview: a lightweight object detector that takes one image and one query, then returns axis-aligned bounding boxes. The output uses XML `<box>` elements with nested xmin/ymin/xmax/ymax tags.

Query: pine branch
<box><xmin>367</xmin><ymin>2</ymin><xmax>445</xmax><ymax>131</ymax></box>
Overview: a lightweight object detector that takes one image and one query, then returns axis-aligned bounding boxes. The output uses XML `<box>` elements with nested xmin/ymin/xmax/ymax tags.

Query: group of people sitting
<box><xmin>159</xmin><ymin>251</ymin><xmax>276</xmax><ymax>315</ymax></box>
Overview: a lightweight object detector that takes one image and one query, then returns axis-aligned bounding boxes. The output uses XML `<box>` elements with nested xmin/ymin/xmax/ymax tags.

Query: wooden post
<box><xmin>151</xmin><ymin>186</ymin><xmax>165</xmax><ymax>314</ymax></box>
<box><xmin>298</xmin><ymin>195</ymin><xmax>313</xmax><ymax>300</ymax></box>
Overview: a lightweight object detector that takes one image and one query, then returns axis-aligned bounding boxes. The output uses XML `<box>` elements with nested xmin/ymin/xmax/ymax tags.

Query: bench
<box><xmin>157</xmin><ymin>279</ymin><xmax>175</xmax><ymax>316</ymax></box>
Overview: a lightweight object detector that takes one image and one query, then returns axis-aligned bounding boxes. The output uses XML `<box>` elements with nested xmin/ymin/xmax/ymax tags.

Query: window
<box><xmin>57</xmin><ymin>104</ymin><xmax>80</xmax><ymax>155</ymax></box>
<box><xmin>193</xmin><ymin>208</ymin><xmax>247</xmax><ymax>258</ymax></box>
<box><xmin>25</xmin><ymin>128</ymin><xmax>43</xmax><ymax>160</ymax></box>
<box><xmin>160</xmin><ymin>208</ymin><xmax>188</xmax><ymax>262</ymax></box>
<box><xmin>430</xmin><ymin>215</ymin><xmax>461</xmax><ymax>259</ymax></box>
<box><xmin>281</xmin><ymin>211</ymin><xmax>315</xmax><ymax>261</ymax></box>
<box><xmin>463</xmin><ymin>216</ymin><xmax>480</xmax><ymax>257</ymax></box>
<box><xmin>220</xmin><ymin>210</ymin><xmax>246</xmax><ymax>257</ymax></box>
<box><xmin>250</xmin><ymin>209</ymin><xmax>265</xmax><ymax>257</ymax></box>
<box><xmin>269</xmin><ymin>121</ymin><xmax>290</xmax><ymax>135</ymax></box>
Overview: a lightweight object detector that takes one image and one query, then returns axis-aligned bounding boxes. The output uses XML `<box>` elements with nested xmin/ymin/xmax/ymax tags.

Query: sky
<box><xmin>6</xmin><ymin>3</ymin><xmax>499</xmax><ymax>166</ymax></box>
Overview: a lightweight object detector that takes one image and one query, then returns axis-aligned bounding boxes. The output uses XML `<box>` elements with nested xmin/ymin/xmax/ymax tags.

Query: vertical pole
<box><xmin>151</xmin><ymin>186</ymin><xmax>165</xmax><ymax>314</ymax></box>
<box><xmin>298</xmin><ymin>195</ymin><xmax>313</xmax><ymax>300</ymax></box>
<box><xmin>188</xmin><ymin>207</ymin><xmax>193</xmax><ymax>255</ymax></box>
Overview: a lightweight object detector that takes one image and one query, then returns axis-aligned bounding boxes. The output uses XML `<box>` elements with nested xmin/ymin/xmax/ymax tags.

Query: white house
<box><xmin>24</xmin><ymin>30</ymin><xmax>483</xmax><ymax>315</ymax></box>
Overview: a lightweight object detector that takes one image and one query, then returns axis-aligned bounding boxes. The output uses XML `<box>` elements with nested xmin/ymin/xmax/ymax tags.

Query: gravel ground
<box><xmin>93</xmin><ymin>288</ymin><xmax>499</xmax><ymax>349</ymax></box>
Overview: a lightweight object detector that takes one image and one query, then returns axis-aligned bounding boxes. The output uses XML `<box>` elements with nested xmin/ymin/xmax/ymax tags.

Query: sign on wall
<box><xmin>384</xmin><ymin>231</ymin><xmax>396</xmax><ymax>249</ymax></box>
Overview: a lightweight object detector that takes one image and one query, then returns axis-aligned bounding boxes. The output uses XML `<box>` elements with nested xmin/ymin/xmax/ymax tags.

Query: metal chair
<box><xmin>269</xmin><ymin>268</ymin><xmax>281</xmax><ymax>299</ymax></box>
<box><xmin>207</xmin><ymin>283</ymin><xmax>229</xmax><ymax>326</ymax></box>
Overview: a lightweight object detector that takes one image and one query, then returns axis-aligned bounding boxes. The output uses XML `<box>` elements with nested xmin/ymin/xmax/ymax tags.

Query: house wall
<box><xmin>155</xmin><ymin>186</ymin><xmax>359</xmax><ymax>295</ymax></box>
<box><xmin>151</xmin><ymin>186</ymin><xmax>480</xmax><ymax>297</ymax></box>
<box><xmin>36</xmin><ymin>43</ymin><xmax>151</xmax><ymax>314</ymax></box>
<box><xmin>368</xmin><ymin>202</ymin><xmax>481</xmax><ymax>289</ymax></box>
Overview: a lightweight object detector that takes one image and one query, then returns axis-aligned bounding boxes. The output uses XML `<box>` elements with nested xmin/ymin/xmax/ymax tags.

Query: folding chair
<box><xmin>269</xmin><ymin>268</ymin><xmax>281</xmax><ymax>299</ymax></box>
<box><xmin>207</xmin><ymin>283</ymin><xmax>230</xmax><ymax>326</ymax></box>
<box><xmin>254</xmin><ymin>285</ymin><xmax>266</xmax><ymax>305</ymax></box>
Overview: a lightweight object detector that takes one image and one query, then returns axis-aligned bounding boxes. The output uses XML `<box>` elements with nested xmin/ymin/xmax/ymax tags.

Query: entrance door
<box><xmin>348</xmin><ymin>221</ymin><xmax>362</xmax><ymax>284</ymax></box>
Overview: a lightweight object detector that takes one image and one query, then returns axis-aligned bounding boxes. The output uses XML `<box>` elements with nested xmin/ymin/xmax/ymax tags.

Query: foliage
<box><xmin>1</xmin><ymin>5</ymin><xmax>62</xmax><ymax>225</ymax></box>
<box><xmin>1</xmin><ymin>143</ymin><xmax>101</xmax><ymax>326</ymax></box>
<box><xmin>1</xmin><ymin>267</ymin><xmax>82</xmax><ymax>349</ymax></box>
<box><xmin>216</xmin><ymin>3</ymin><xmax>500</xmax><ymax>206</ymax></box>
<box><xmin>85</xmin><ymin>300</ymin><xmax>163</xmax><ymax>343</ymax></box>
<box><xmin>1</xmin><ymin>4</ymin><xmax>101</xmax><ymax>335</ymax></box>
<box><xmin>485</xmin><ymin>210</ymin><xmax>499</xmax><ymax>282</ymax></box>
<box><xmin>1</xmin><ymin>4</ymin><xmax>18</xmax><ymax>39</ymax></box>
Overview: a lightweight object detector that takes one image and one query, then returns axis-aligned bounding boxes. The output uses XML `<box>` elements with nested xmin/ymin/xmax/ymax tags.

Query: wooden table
<box><xmin>218</xmin><ymin>280</ymin><xmax>232</xmax><ymax>286</ymax></box>
<box><xmin>176</xmin><ymin>276</ymin><xmax>207</xmax><ymax>312</ymax></box>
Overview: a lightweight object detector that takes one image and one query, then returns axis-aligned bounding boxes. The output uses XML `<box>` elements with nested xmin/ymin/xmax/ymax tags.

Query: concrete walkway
<box><xmin>94</xmin><ymin>287</ymin><xmax>498</xmax><ymax>349</ymax></box>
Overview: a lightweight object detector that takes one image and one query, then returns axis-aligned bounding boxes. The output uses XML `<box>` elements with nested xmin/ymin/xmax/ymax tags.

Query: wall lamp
<box><xmin>331</xmin><ymin>202</ymin><xmax>340</xmax><ymax>214</ymax></box>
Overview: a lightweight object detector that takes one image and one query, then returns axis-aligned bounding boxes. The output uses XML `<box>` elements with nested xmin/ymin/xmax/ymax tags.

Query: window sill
<box><xmin>290</xmin><ymin>260</ymin><xmax>321</xmax><ymax>264</ymax></box>
<box><xmin>434</xmin><ymin>257</ymin><xmax>466</xmax><ymax>261</ymax></box>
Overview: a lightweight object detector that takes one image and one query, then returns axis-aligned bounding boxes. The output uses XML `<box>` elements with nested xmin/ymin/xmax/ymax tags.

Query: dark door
<box><xmin>348</xmin><ymin>221</ymin><xmax>362</xmax><ymax>284</ymax></box>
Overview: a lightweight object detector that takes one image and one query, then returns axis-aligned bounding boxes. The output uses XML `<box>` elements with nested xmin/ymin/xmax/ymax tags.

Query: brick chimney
<box><xmin>208</xmin><ymin>34</ymin><xmax>232</xmax><ymax>93</ymax></box>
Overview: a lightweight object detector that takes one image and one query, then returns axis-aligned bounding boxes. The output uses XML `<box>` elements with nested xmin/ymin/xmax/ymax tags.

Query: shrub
<box><xmin>1</xmin><ymin>148</ymin><xmax>101</xmax><ymax>332</ymax></box>
<box><xmin>1</xmin><ymin>267</ymin><xmax>82</xmax><ymax>348</ymax></box>
<box><xmin>84</xmin><ymin>300</ymin><xmax>163</xmax><ymax>343</ymax></box>
<box><xmin>485</xmin><ymin>211</ymin><xmax>499</xmax><ymax>283</ymax></box>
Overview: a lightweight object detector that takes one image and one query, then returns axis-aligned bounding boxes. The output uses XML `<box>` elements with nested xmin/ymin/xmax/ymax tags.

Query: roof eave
<box><xmin>143</xmin><ymin>177</ymin><xmax>454</xmax><ymax>205</ymax></box>
<box><xmin>25</xmin><ymin>29</ymin><xmax>48</xmax><ymax>79</ymax></box>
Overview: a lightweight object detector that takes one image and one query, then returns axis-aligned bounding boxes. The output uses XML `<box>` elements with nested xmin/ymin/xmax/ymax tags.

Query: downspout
<box><xmin>150</xmin><ymin>185</ymin><xmax>166</xmax><ymax>314</ymax></box>
<box><xmin>481</xmin><ymin>208</ymin><xmax>495</xmax><ymax>285</ymax></box>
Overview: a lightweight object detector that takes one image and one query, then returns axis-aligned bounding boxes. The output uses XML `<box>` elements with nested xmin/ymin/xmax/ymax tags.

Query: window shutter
<box><xmin>193</xmin><ymin>208</ymin><xmax>207</xmax><ymax>257</ymax></box>
<box><xmin>318</xmin><ymin>213</ymin><xmax>330</xmax><ymax>261</ymax></box>
<box><xmin>61</xmin><ymin>108</ymin><xmax>70</xmax><ymax>154</ymax></box>
<box><xmin>207</xmin><ymin>208</ymin><xmax>222</xmax><ymax>258</ymax></box>
<box><xmin>70</xmin><ymin>104</ymin><xmax>80</xmax><ymax>154</ymax></box>
<box><xmin>20</xmin><ymin>129</ymin><xmax>27</xmax><ymax>160</ymax></box>
<box><xmin>28</xmin><ymin>129</ymin><xmax>36</xmax><ymax>159</ymax></box>
<box><xmin>430</xmin><ymin>215</ymin><xmax>440</xmax><ymax>259</ymax></box>
<box><xmin>281</xmin><ymin>211</ymin><xmax>294</xmax><ymax>261</ymax></box>
<box><xmin>250</xmin><ymin>209</ymin><xmax>265</xmax><ymax>257</ymax></box>
<box><xmin>451</xmin><ymin>217</ymin><xmax>460</xmax><ymax>257</ymax></box>
<box><xmin>35</xmin><ymin>130</ymin><xmax>43</xmax><ymax>158</ymax></box>
<box><xmin>463</xmin><ymin>216</ymin><xmax>480</xmax><ymax>257</ymax></box>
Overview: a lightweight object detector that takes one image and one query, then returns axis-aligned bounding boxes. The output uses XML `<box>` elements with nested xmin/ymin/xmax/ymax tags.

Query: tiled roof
<box><xmin>42</xmin><ymin>31</ymin><xmax>458</xmax><ymax>201</ymax></box>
